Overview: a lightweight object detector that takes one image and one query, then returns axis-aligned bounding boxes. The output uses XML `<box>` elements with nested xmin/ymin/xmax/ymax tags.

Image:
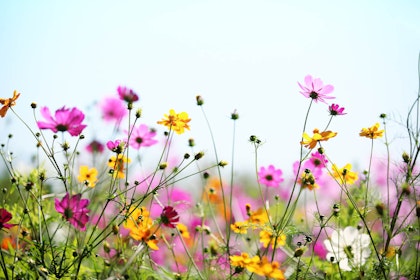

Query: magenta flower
<box><xmin>258</xmin><ymin>165</ymin><xmax>284</xmax><ymax>187</ymax></box>
<box><xmin>99</xmin><ymin>96</ymin><xmax>127</xmax><ymax>123</ymax></box>
<box><xmin>298</xmin><ymin>75</ymin><xmax>335</xmax><ymax>104</ymax></box>
<box><xmin>160</xmin><ymin>206</ymin><xmax>179</xmax><ymax>228</ymax></box>
<box><xmin>106</xmin><ymin>139</ymin><xmax>125</xmax><ymax>153</ymax></box>
<box><xmin>55</xmin><ymin>193</ymin><xmax>90</xmax><ymax>231</ymax></box>
<box><xmin>37</xmin><ymin>106</ymin><xmax>87</xmax><ymax>136</ymax></box>
<box><xmin>329</xmin><ymin>103</ymin><xmax>346</xmax><ymax>116</ymax></box>
<box><xmin>302</xmin><ymin>151</ymin><xmax>328</xmax><ymax>178</ymax></box>
<box><xmin>117</xmin><ymin>86</ymin><xmax>139</xmax><ymax>103</ymax></box>
<box><xmin>0</xmin><ymin>208</ymin><xmax>16</xmax><ymax>230</ymax></box>
<box><xmin>126</xmin><ymin>124</ymin><xmax>158</xmax><ymax>150</ymax></box>
<box><xmin>86</xmin><ymin>140</ymin><xmax>105</xmax><ymax>154</ymax></box>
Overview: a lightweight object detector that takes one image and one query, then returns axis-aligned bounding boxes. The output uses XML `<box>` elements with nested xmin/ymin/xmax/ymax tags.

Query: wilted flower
<box><xmin>157</xmin><ymin>109</ymin><xmax>191</xmax><ymax>134</ymax></box>
<box><xmin>117</xmin><ymin>86</ymin><xmax>139</xmax><ymax>103</ymax></box>
<box><xmin>55</xmin><ymin>193</ymin><xmax>90</xmax><ymax>231</ymax></box>
<box><xmin>160</xmin><ymin>206</ymin><xmax>179</xmax><ymax>228</ymax></box>
<box><xmin>0</xmin><ymin>208</ymin><xmax>16</xmax><ymax>230</ymax></box>
<box><xmin>257</xmin><ymin>165</ymin><xmax>284</xmax><ymax>187</ymax></box>
<box><xmin>37</xmin><ymin>106</ymin><xmax>87</xmax><ymax>136</ymax></box>
<box><xmin>0</xmin><ymin>90</ymin><xmax>20</xmax><ymax>118</ymax></box>
<box><xmin>359</xmin><ymin>123</ymin><xmax>384</xmax><ymax>139</ymax></box>
<box><xmin>324</xmin><ymin>226</ymin><xmax>371</xmax><ymax>271</ymax></box>
<box><xmin>126</xmin><ymin>124</ymin><xmax>158</xmax><ymax>149</ymax></box>
<box><xmin>298</xmin><ymin>75</ymin><xmax>335</xmax><ymax>104</ymax></box>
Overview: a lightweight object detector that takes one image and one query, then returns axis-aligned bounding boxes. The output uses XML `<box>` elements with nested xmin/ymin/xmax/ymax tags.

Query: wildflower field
<box><xmin>1</xmin><ymin>67</ymin><xmax>420</xmax><ymax>279</ymax></box>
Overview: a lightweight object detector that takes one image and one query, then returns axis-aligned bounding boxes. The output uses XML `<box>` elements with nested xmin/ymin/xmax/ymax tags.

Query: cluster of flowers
<box><xmin>0</xmin><ymin>74</ymin><xmax>419</xmax><ymax>279</ymax></box>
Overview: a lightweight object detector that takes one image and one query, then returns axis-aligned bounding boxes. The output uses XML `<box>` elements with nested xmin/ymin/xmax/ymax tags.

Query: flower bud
<box><xmin>196</xmin><ymin>95</ymin><xmax>204</xmax><ymax>106</ymax></box>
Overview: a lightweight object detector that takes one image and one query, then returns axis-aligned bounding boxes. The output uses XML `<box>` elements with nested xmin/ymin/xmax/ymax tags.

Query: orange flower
<box><xmin>301</xmin><ymin>128</ymin><xmax>337</xmax><ymax>149</ymax></box>
<box><xmin>359</xmin><ymin>122</ymin><xmax>384</xmax><ymax>139</ymax></box>
<box><xmin>0</xmin><ymin>90</ymin><xmax>20</xmax><ymax>117</ymax></box>
<box><xmin>124</xmin><ymin>207</ymin><xmax>159</xmax><ymax>250</ymax></box>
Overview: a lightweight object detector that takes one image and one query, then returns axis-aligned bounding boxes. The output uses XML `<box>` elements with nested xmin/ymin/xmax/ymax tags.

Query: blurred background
<box><xmin>1</xmin><ymin>0</ymin><xmax>419</xmax><ymax>176</ymax></box>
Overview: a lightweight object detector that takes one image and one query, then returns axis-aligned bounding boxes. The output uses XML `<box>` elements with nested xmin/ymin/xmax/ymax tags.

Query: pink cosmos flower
<box><xmin>106</xmin><ymin>139</ymin><xmax>125</xmax><ymax>153</ymax></box>
<box><xmin>99</xmin><ymin>96</ymin><xmax>127</xmax><ymax>123</ymax></box>
<box><xmin>258</xmin><ymin>165</ymin><xmax>284</xmax><ymax>187</ymax></box>
<box><xmin>86</xmin><ymin>140</ymin><xmax>104</xmax><ymax>154</ymax></box>
<box><xmin>117</xmin><ymin>86</ymin><xmax>139</xmax><ymax>103</ymax></box>
<box><xmin>303</xmin><ymin>151</ymin><xmax>328</xmax><ymax>178</ymax></box>
<box><xmin>329</xmin><ymin>103</ymin><xmax>346</xmax><ymax>116</ymax></box>
<box><xmin>126</xmin><ymin>124</ymin><xmax>158</xmax><ymax>150</ymax></box>
<box><xmin>55</xmin><ymin>193</ymin><xmax>90</xmax><ymax>231</ymax></box>
<box><xmin>37</xmin><ymin>106</ymin><xmax>87</xmax><ymax>136</ymax></box>
<box><xmin>0</xmin><ymin>208</ymin><xmax>16</xmax><ymax>230</ymax></box>
<box><xmin>298</xmin><ymin>75</ymin><xmax>335</xmax><ymax>104</ymax></box>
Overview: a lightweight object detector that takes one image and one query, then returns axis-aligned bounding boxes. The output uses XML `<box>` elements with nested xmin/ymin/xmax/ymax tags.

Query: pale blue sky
<box><xmin>1</xmin><ymin>1</ymin><xmax>420</xmax><ymax>175</ymax></box>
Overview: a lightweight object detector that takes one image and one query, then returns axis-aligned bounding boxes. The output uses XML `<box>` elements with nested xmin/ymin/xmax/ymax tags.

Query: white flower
<box><xmin>324</xmin><ymin>226</ymin><xmax>371</xmax><ymax>271</ymax></box>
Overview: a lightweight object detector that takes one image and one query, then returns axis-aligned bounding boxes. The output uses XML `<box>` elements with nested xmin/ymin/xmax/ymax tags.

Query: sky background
<box><xmin>1</xmin><ymin>1</ymin><xmax>420</xmax><ymax>177</ymax></box>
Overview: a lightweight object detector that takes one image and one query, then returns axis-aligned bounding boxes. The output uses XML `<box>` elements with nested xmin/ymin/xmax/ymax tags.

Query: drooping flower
<box><xmin>0</xmin><ymin>90</ymin><xmax>20</xmax><ymax>118</ymax></box>
<box><xmin>301</xmin><ymin>129</ymin><xmax>337</xmax><ymax>149</ymax></box>
<box><xmin>332</xmin><ymin>163</ymin><xmax>358</xmax><ymax>185</ymax></box>
<box><xmin>85</xmin><ymin>140</ymin><xmax>104</xmax><ymax>154</ymax></box>
<box><xmin>257</xmin><ymin>165</ymin><xmax>284</xmax><ymax>187</ymax></box>
<box><xmin>37</xmin><ymin>106</ymin><xmax>87</xmax><ymax>136</ymax></box>
<box><xmin>160</xmin><ymin>206</ymin><xmax>179</xmax><ymax>228</ymax></box>
<box><xmin>0</xmin><ymin>208</ymin><xmax>16</xmax><ymax>230</ymax></box>
<box><xmin>329</xmin><ymin>103</ymin><xmax>346</xmax><ymax>116</ymax></box>
<box><xmin>324</xmin><ymin>226</ymin><xmax>371</xmax><ymax>271</ymax></box>
<box><xmin>359</xmin><ymin>122</ymin><xmax>384</xmax><ymax>139</ymax></box>
<box><xmin>157</xmin><ymin>109</ymin><xmax>191</xmax><ymax>134</ymax></box>
<box><xmin>77</xmin><ymin>166</ymin><xmax>98</xmax><ymax>187</ymax></box>
<box><xmin>126</xmin><ymin>124</ymin><xmax>158</xmax><ymax>150</ymax></box>
<box><xmin>99</xmin><ymin>96</ymin><xmax>127</xmax><ymax>123</ymax></box>
<box><xmin>108</xmin><ymin>154</ymin><xmax>130</xmax><ymax>178</ymax></box>
<box><xmin>55</xmin><ymin>193</ymin><xmax>90</xmax><ymax>231</ymax></box>
<box><xmin>117</xmin><ymin>86</ymin><xmax>139</xmax><ymax>103</ymax></box>
<box><xmin>298</xmin><ymin>75</ymin><xmax>335</xmax><ymax>104</ymax></box>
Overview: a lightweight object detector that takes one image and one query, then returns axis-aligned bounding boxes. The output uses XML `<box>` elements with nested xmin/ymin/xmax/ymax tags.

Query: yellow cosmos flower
<box><xmin>299</xmin><ymin>170</ymin><xmax>319</xmax><ymax>190</ymax></box>
<box><xmin>157</xmin><ymin>109</ymin><xmax>191</xmax><ymax>134</ymax></box>
<box><xmin>229</xmin><ymin>252</ymin><xmax>260</xmax><ymax>269</ymax></box>
<box><xmin>252</xmin><ymin>257</ymin><xmax>285</xmax><ymax>280</ymax></box>
<box><xmin>332</xmin><ymin>163</ymin><xmax>358</xmax><ymax>185</ymax></box>
<box><xmin>0</xmin><ymin>90</ymin><xmax>20</xmax><ymax>118</ymax></box>
<box><xmin>246</xmin><ymin>205</ymin><xmax>269</xmax><ymax>225</ymax></box>
<box><xmin>301</xmin><ymin>128</ymin><xmax>337</xmax><ymax>149</ymax></box>
<box><xmin>231</xmin><ymin>221</ymin><xmax>249</xmax><ymax>234</ymax></box>
<box><xmin>108</xmin><ymin>154</ymin><xmax>131</xmax><ymax>179</ymax></box>
<box><xmin>77</xmin><ymin>166</ymin><xmax>98</xmax><ymax>187</ymax></box>
<box><xmin>124</xmin><ymin>207</ymin><xmax>159</xmax><ymax>250</ymax></box>
<box><xmin>259</xmin><ymin>229</ymin><xmax>286</xmax><ymax>249</ymax></box>
<box><xmin>359</xmin><ymin>122</ymin><xmax>384</xmax><ymax>139</ymax></box>
<box><xmin>176</xmin><ymin>223</ymin><xmax>190</xmax><ymax>239</ymax></box>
